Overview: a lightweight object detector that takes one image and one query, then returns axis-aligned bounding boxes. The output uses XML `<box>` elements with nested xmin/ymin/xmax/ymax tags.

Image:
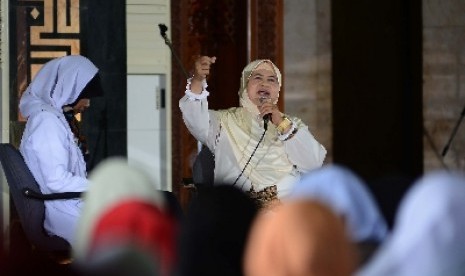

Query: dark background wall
<box><xmin>331</xmin><ymin>0</ymin><xmax>423</xmax><ymax>226</ymax></box>
<box><xmin>80</xmin><ymin>0</ymin><xmax>127</xmax><ymax>172</ymax></box>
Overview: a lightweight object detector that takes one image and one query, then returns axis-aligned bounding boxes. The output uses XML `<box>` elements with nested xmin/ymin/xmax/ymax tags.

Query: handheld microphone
<box><xmin>263</xmin><ymin>114</ymin><xmax>271</xmax><ymax>130</ymax></box>
<box><xmin>158</xmin><ymin>24</ymin><xmax>168</xmax><ymax>39</ymax></box>
<box><xmin>259</xmin><ymin>97</ymin><xmax>272</xmax><ymax>131</ymax></box>
<box><xmin>157</xmin><ymin>23</ymin><xmax>190</xmax><ymax>79</ymax></box>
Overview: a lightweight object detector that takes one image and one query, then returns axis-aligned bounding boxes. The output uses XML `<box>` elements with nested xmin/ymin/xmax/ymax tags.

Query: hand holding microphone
<box><xmin>258</xmin><ymin>96</ymin><xmax>279</xmax><ymax>131</ymax></box>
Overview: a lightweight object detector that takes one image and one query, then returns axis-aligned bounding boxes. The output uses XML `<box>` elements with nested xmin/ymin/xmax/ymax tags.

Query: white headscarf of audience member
<box><xmin>357</xmin><ymin>170</ymin><xmax>465</xmax><ymax>276</ymax></box>
<box><xmin>289</xmin><ymin>164</ymin><xmax>388</xmax><ymax>243</ymax></box>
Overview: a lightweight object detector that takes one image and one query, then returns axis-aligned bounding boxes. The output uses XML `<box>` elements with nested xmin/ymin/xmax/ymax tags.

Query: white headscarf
<box><xmin>19</xmin><ymin>55</ymin><xmax>98</xmax><ymax>119</ymax></box>
<box><xmin>288</xmin><ymin>164</ymin><xmax>388</xmax><ymax>242</ymax></box>
<box><xmin>358</xmin><ymin>170</ymin><xmax>465</xmax><ymax>276</ymax></box>
<box><xmin>238</xmin><ymin>59</ymin><xmax>282</xmax><ymax>117</ymax></box>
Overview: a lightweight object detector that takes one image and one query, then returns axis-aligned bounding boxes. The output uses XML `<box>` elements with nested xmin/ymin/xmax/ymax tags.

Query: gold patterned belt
<box><xmin>247</xmin><ymin>185</ymin><xmax>280</xmax><ymax>210</ymax></box>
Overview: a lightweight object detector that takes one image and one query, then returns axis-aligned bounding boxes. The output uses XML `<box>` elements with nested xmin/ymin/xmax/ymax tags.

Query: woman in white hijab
<box><xmin>357</xmin><ymin>170</ymin><xmax>465</xmax><ymax>276</ymax></box>
<box><xmin>19</xmin><ymin>55</ymin><xmax>100</xmax><ymax>244</ymax></box>
<box><xmin>179</xmin><ymin>56</ymin><xmax>326</xmax><ymax>209</ymax></box>
<box><xmin>288</xmin><ymin>164</ymin><xmax>388</xmax><ymax>266</ymax></box>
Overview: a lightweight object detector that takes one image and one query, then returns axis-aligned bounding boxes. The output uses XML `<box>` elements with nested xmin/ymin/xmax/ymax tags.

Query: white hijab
<box><xmin>358</xmin><ymin>170</ymin><xmax>465</xmax><ymax>276</ymax></box>
<box><xmin>20</xmin><ymin>55</ymin><xmax>98</xmax><ymax>119</ymax></box>
<box><xmin>288</xmin><ymin>164</ymin><xmax>388</xmax><ymax>242</ymax></box>
<box><xmin>238</xmin><ymin>59</ymin><xmax>281</xmax><ymax>116</ymax></box>
<box><xmin>20</xmin><ymin>55</ymin><xmax>98</xmax><ymax>174</ymax></box>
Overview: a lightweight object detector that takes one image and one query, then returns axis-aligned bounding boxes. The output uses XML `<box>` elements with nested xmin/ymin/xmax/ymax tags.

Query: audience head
<box><xmin>176</xmin><ymin>184</ymin><xmax>258</xmax><ymax>276</ymax></box>
<box><xmin>288</xmin><ymin>164</ymin><xmax>388</xmax><ymax>266</ymax></box>
<box><xmin>244</xmin><ymin>199</ymin><xmax>357</xmax><ymax>276</ymax></box>
<box><xmin>358</xmin><ymin>170</ymin><xmax>465</xmax><ymax>276</ymax></box>
<box><xmin>73</xmin><ymin>158</ymin><xmax>176</xmax><ymax>276</ymax></box>
<box><xmin>289</xmin><ymin>164</ymin><xmax>388</xmax><ymax>242</ymax></box>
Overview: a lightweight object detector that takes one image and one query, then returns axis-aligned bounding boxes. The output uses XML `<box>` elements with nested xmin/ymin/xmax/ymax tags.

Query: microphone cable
<box><xmin>232</xmin><ymin>128</ymin><xmax>267</xmax><ymax>187</ymax></box>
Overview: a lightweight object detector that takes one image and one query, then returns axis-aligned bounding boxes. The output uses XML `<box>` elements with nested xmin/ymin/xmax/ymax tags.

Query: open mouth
<box><xmin>258</xmin><ymin>90</ymin><xmax>270</xmax><ymax>98</ymax></box>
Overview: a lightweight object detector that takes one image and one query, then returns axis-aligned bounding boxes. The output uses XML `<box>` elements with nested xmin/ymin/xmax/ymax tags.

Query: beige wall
<box><xmin>285</xmin><ymin>0</ymin><xmax>465</xmax><ymax>172</ymax></box>
<box><xmin>423</xmin><ymin>0</ymin><xmax>465</xmax><ymax>171</ymax></box>
<box><xmin>284</xmin><ymin>0</ymin><xmax>332</xmax><ymax>164</ymax></box>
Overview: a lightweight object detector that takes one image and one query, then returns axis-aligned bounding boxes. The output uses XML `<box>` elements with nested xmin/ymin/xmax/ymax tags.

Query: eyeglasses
<box><xmin>248</xmin><ymin>74</ymin><xmax>279</xmax><ymax>87</ymax></box>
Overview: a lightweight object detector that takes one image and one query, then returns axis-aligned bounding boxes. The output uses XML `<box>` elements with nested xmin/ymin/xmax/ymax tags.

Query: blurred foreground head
<box><xmin>358</xmin><ymin>170</ymin><xmax>465</xmax><ymax>276</ymax></box>
<box><xmin>176</xmin><ymin>184</ymin><xmax>258</xmax><ymax>276</ymax></box>
<box><xmin>73</xmin><ymin>158</ymin><xmax>176</xmax><ymax>276</ymax></box>
<box><xmin>289</xmin><ymin>164</ymin><xmax>388</xmax><ymax>243</ymax></box>
<box><xmin>244</xmin><ymin>200</ymin><xmax>357</xmax><ymax>276</ymax></box>
<box><xmin>289</xmin><ymin>164</ymin><xmax>389</xmax><ymax>266</ymax></box>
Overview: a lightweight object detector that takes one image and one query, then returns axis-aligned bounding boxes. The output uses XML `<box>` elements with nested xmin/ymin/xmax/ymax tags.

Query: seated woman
<box><xmin>19</xmin><ymin>55</ymin><xmax>102</xmax><ymax>245</ymax></box>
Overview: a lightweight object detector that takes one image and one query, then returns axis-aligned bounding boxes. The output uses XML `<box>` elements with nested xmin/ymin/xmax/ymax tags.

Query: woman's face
<box><xmin>246</xmin><ymin>62</ymin><xmax>280</xmax><ymax>106</ymax></box>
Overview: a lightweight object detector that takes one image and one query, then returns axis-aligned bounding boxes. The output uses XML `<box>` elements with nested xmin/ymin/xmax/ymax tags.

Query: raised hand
<box><xmin>190</xmin><ymin>56</ymin><xmax>216</xmax><ymax>94</ymax></box>
<box><xmin>193</xmin><ymin>56</ymin><xmax>216</xmax><ymax>81</ymax></box>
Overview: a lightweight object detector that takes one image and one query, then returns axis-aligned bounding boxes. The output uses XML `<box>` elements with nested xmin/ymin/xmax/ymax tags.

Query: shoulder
<box><xmin>216</xmin><ymin>107</ymin><xmax>242</xmax><ymax>118</ymax></box>
<box><xmin>26</xmin><ymin>110</ymin><xmax>66</xmax><ymax>131</ymax></box>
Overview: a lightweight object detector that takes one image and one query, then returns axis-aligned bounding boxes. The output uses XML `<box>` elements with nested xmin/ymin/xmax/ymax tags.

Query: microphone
<box><xmin>157</xmin><ymin>23</ymin><xmax>190</xmax><ymax>79</ymax></box>
<box><xmin>158</xmin><ymin>24</ymin><xmax>168</xmax><ymax>39</ymax></box>
<box><xmin>263</xmin><ymin>114</ymin><xmax>271</xmax><ymax>131</ymax></box>
<box><xmin>259</xmin><ymin>97</ymin><xmax>272</xmax><ymax>131</ymax></box>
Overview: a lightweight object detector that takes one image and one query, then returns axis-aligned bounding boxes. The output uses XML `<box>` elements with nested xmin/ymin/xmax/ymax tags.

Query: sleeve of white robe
<box><xmin>21</xmin><ymin>112</ymin><xmax>89</xmax><ymax>193</ymax></box>
<box><xmin>281</xmin><ymin>118</ymin><xmax>327</xmax><ymax>172</ymax></box>
<box><xmin>179</xmin><ymin>95</ymin><xmax>219</xmax><ymax>151</ymax></box>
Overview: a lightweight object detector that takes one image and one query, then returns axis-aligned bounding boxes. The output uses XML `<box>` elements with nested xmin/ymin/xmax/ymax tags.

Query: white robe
<box><xmin>20</xmin><ymin>111</ymin><xmax>88</xmax><ymax>244</ymax></box>
<box><xmin>180</xmin><ymin>95</ymin><xmax>327</xmax><ymax>199</ymax></box>
<box><xmin>19</xmin><ymin>55</ymin><xmax>98</xmax><ymax>245</ymax></box>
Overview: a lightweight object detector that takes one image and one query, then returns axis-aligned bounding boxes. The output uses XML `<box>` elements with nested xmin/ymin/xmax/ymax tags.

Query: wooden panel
<box><xmin>249</xmin><ymin>0</ymin><xmax>284</xmax><ymax>110</ymax></box>
<box><xmin>12</xmin><ymin>0</ymin><xmax>82</xmax><ymax>123</ymax></box>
